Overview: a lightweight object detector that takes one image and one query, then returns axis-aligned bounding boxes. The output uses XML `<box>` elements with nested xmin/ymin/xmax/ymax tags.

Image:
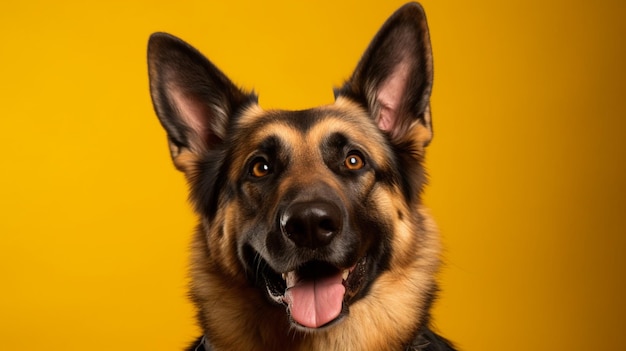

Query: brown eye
<box><xmin>250</xmin><ymin>159</ymin><xmax>271</xmax><ymax>178</ymax></box>
<box><xmin>344</xmin><ymin>153</ymin><xmax>365</xmax><ymax>170</ymax></box>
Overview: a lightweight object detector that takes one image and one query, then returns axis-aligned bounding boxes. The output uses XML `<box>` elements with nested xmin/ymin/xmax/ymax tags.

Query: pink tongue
<box><xmin>284</xmin><ymin>272</ymin><xmax>346</xmax><ymax>328</ymax></box>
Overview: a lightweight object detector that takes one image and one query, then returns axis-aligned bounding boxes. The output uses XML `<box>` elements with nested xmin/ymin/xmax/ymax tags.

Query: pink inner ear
<box><xmin>376</xmin><ymin>60</ymin><xmax>410</xmax><ymax>133</ymax></box>
<box><xmin>170</xmin><ymin>87</ymin><xmax>210</xmax><ymax>148</ymax></box>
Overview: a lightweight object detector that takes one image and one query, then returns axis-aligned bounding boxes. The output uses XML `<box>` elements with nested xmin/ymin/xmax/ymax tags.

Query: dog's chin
<box><xmin>262</xmin><ymin>257</ymin><xmax>368</xmax><ymax>330</ymax></box>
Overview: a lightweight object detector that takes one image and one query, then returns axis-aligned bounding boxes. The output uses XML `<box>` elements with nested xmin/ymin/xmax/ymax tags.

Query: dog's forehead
<box><xmin>235</xmin><ymin>101</ymin><xmax>383</xmax><ymax>150</ymax></box>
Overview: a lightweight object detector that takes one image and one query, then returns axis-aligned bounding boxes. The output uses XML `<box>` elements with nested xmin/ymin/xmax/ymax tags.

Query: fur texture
<box><xmin>148</xmin><ymin>3</ymin><xmax>455</xmax><ymax>350</ymax></box>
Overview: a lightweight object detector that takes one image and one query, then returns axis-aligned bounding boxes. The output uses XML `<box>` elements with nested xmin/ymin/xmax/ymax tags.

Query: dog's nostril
<box><xmin>281</xmin><ymin>201</ymin><xmax>342</xmax><ymax>249</ymax></box>
<box><xmin>319</xmin><ymin>218</ymin><xmax>336</xmax><ymax>234</ymax></box>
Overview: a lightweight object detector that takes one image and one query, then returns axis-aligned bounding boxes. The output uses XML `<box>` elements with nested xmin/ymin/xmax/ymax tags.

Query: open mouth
<box><xmin>263</xmin><ymin>257</ymin><xmax>368</xmax><ymax>329</ymax></box>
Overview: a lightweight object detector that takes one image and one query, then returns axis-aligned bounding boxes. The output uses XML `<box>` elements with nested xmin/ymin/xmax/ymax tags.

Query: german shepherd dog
<box><xmin>148</xmin><ymin>2</ymin><xmax>455</xmax><ymax>350</ymax></box>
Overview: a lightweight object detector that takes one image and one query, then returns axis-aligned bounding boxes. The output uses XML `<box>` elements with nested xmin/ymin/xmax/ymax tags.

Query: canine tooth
<box><xmin>284</xmin><ymin>271</ymin><xmax>297</xmax><ymax>288</ymax></box>
<box><xmin>342</xmin><ymin>269</ymin><xmax>349</xmax><ymax>281</ymax></box>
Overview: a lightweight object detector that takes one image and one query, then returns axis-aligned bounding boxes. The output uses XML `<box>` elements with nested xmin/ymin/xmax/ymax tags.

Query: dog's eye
<box><xmin>250</xmin><ymin>158</ymin><xmax>272</xmax><ymax>178</ymax></box>
<box><xmin>344</xmin><ymin>153</ymin><xmax>365</xmax><ymax>171</ymax></box>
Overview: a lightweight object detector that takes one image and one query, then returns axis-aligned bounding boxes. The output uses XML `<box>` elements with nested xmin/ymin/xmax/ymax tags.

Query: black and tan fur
<box><xmin>148</xmin><ymin>3</ymin><xmax>455</xmax><ymax>350</ymax></box>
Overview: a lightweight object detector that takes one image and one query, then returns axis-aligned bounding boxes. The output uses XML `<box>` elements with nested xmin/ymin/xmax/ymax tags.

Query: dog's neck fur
<box><xmin>188</xmin><ymin>206</ymin><xmax>443</xmax><ymax>351</ymax></box>
<box><xmin>193</xmin><ymin>323</ymin><xmax>448</xmax><ymax>351</ymax></box>
<box><xmin>194</xmin><ymin>327</ymin><xmax>440</xmax><ymax>351</ymax></box>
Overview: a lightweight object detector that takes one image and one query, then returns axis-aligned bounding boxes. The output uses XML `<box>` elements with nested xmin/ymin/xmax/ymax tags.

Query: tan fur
<box><xmin>305</xmin><ymin>206</ymin><xmax>441</xmax><ymax>351</ymax></box>
<box><xmin>182</xmin><ymin>102</ymin><xmax>443</xmax><ymax>350</ymax></box>
<box><xmin>171</xmin><ymin>146</ymin><xmax>198</xmax><ymax>174</ymax></box>
<box><xmin>188</xmin><ymin>201</ymin><xmax>441</xmax><ymax>351</ymax></box>
<box><xmin>148</xmin><ymin>4</ymin><xmax>446</xmax><ymax>349</ymax></box>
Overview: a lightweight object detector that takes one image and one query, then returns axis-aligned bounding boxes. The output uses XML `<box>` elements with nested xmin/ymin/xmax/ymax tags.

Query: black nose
<box><xmin>280</xmin><ymin>201</ymin><xmax>343</xmax><ymax>249</ymax></box>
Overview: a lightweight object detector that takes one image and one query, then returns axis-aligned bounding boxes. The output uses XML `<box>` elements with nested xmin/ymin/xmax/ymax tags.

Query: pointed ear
<box><xmin>336</xmin><ymin>3</ymin><xmax>434</xmax><ymax>146</ymax></box>
<box><xmin>148</xmin><ymin>32</ymin><xmax>257</xmax><ymax>172</ymax></box>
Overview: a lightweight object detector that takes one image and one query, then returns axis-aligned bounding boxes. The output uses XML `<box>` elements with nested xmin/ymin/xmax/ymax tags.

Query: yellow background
<box><xmin>1</xmin><ymin>0</ymin><xmax>625</xmax><ymax>350</ymax></box>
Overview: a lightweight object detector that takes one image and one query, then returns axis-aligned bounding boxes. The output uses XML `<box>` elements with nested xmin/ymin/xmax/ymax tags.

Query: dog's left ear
<box><xmin>336</xmin><ymin>2</ymin><xmax>433</xmax><ymax>146</ymax></box>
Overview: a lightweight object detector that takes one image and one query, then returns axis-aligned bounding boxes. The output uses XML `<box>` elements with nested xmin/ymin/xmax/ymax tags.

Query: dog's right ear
<box><xmin>148</xmin><ymin>32</ymin><xmax>257</xmax><ymax>172</ymax></box>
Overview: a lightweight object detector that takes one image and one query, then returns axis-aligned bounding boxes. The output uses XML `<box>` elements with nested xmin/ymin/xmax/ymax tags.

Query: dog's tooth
<box><xmin>284</xmin><ymin>271</ymin><xmax>297</xmax><ymax>289</ymax></box>
<box><xmin>342</xmin><ymin>269</ymin><xmax>350</xmax><ymax>281</ymax></box>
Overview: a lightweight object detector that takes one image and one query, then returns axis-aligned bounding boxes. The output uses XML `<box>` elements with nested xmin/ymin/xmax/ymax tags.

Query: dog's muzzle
<box><xmin>249</xmin><ymin>199</ymin><xmax>366</xmax><ymax>329</ymax></box>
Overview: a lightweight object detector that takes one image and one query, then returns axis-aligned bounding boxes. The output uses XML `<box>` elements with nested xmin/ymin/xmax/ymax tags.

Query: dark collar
<box><xmin>190</xmin><ymin>327</ymin><xmax>454</xmax><ymax>351</ymax></box>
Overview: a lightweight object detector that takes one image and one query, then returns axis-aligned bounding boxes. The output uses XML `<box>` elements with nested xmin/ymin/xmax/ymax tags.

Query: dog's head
<box><xmin>148</xmin><ymin>2</ymin><xmax>435</xmax><ymax>332</ymax></box>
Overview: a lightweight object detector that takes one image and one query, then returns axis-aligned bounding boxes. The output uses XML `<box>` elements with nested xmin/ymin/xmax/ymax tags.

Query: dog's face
<box><xmin>148</xmin><ymin>2</ymin><xmax>438</xmax><ymax>341</ymax></box>
<box><xmin>217</xmin><ymin>103</ymin><xmax>415</xmax><ymax>329</ymax></box>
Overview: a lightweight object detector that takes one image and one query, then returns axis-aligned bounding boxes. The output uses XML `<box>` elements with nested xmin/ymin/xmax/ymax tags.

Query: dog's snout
<box><xmin>280</xmin><ymin>201</ymin><xmax>342</xmax><ymax>249</ymax></box>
